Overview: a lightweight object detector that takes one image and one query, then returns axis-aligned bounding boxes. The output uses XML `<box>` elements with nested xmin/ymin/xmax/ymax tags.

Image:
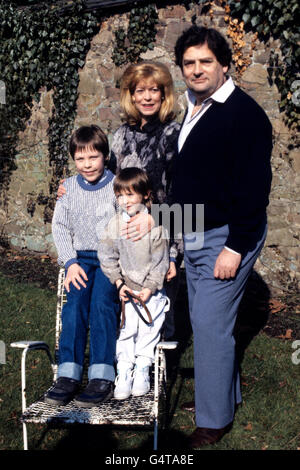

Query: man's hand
<box><xmin>214</xmin><ymin>248</ymin><xmax>241</xmax><ymax>279</ymax></box>
<box><xmin>121</xmin><ymin>212</ymin><xmax>154</xmax><ymax>241</ymax></box>
<box><xmin>57</xmin><ymin>179</ymin><xmax>66</xmax><ymax>199</ymax></box>
<box><xmin>64</xmin><ymin>263</ymin><xmax>88</xmax><ymax>292</ymax></box>
<box><xmin>166</xmin><ymin>261</ymin><xmax>177</xmax><ymax>282</ymax></box>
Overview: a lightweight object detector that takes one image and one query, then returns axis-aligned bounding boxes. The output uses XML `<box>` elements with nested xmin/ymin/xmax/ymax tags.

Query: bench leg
<box><xmin>153</xmin><ymin>418</ymin><xmax>158</xmax><ymax>451</ymax></box>
<box><xmin>23</xmin><ymin>422</ymin><xmax>28</xmax><ymax>450</ymax></box>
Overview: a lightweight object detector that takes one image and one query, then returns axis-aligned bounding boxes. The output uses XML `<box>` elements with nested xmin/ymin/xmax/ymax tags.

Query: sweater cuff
<box><xmin>143</xmin><ymin>281</ymin><xmax>158</xmax><ymax>295</ymax></box>
<box><xmin>65</xmin><ymin>258</ymin><xmax>78</xmax><ymax>270</ymax></box>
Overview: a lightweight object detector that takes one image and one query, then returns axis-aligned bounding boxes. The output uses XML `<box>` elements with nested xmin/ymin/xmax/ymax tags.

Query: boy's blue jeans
<box><xmin>57</xmin><ymin>251</ymin><xmax>119</xmax><ymax>382</ymax></box>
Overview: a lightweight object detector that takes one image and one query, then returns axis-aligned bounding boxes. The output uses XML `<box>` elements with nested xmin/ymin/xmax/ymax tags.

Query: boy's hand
<box><xmin>121</xmin><ymin>212</ymin><xmax>154</xmax><ymax>241</ymax></box>
<box><xmin>64</xmin><ymin>263</ymin><xmax>88</xmax><ymax>292</ymax></box>
<box><xmin>57</xmin><ymin>179</ymin><xmax>66</xmax><ymax>199</ymax></box>
<box><xmin>138</xmin><ymin>288</ymin><xmax>152</xmax><ymax>303</ymax></box>
<box><xmin>166</xmin><ymin>261</ymin><xmax>176</xmax><ymax>282</ymax></box>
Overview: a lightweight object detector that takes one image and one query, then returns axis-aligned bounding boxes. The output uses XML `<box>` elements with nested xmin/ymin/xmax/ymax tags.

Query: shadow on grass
<box><xmin>163</xmin><ymin>269</ymin><xmax>271</xmax><ymax>428</ymax></box>
<box><xmin>31</xmin><ymin>421</ymin><xmax>190</xmax><ymax>451</ymax></box>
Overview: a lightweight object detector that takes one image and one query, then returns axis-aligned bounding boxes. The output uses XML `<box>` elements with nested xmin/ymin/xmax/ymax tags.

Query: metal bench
<box><xmin>11</xmin><ymin>267</ymin><xmax>177</xmax><ymax>450</ymax></box>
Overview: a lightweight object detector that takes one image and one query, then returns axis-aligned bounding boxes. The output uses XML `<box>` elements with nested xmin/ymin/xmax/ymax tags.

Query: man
<box><xmin>171</xmin><ymin>26</ymin><xmax>272</xmax><ymax>448</ymax></box>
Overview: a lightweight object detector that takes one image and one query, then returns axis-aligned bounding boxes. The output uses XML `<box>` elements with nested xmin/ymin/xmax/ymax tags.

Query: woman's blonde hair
<box><xmin>120</xmin><ymin>62</ymin><xmax>175</xmax><ymax>126</ymax></box>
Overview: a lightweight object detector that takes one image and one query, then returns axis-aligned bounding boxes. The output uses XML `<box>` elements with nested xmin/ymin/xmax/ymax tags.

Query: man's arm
<box><xmin>225</xmin><ymin>102</ymin><xmax>272</xmax><ymax>256</ymax></box>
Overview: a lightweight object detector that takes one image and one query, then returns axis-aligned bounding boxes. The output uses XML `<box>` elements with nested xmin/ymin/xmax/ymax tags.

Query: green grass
<box><xmin>0</xmin><ymin>272</ymin><xmax>299</xmax><ymax>451</ymax></box>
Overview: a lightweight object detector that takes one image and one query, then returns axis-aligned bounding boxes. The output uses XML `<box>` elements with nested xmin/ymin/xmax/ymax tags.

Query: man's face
<box><xmin>182</xmin><ymin>43</ymin><xmax>228</xmax><ymax>101</ymax></box>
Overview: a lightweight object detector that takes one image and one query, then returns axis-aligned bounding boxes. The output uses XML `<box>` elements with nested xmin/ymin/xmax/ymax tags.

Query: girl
<box><xmin>98</xmin><ymin>167</ymin><xmax>170</xmax><ymax>399</ymax></box>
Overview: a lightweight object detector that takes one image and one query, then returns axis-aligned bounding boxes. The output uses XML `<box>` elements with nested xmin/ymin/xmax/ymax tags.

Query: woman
<box><xmin>109</xmin><ymin>61</ymin><xmax>179</xmax><ymax>207</ymax></box>
<box><xmin>109</xmin><ymin>62</ymin><xmax>181</xmax><ymax>340</ymax></box>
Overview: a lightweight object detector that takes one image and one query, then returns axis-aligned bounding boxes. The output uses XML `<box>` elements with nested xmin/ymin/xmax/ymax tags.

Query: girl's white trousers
<box><xmin>116</xmin><ymin>289</ymin><xmax>169</xmax><ymax>367</ymax></box>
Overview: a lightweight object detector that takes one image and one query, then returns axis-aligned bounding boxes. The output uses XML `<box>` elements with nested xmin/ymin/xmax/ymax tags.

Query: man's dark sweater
<box><xmin>171</xmin><ymin>86</ymin><xmax>273</xmax><ymax>256</ymax></box>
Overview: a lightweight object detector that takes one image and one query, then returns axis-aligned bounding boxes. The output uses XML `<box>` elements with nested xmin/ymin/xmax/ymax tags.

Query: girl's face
<box><xmin>74</xmin><ymin>147</ymin><xmax>105</xmax><ymax>183</ymax></box>
<box><xmin>132</xmin><ymin>78</ymin><xmax>163</xmax><ymax>126</ymax></box>
<box><xmin>116</xmin><ymin>189</ymin><xmax>146</xmax><ymax>216</ymax></box>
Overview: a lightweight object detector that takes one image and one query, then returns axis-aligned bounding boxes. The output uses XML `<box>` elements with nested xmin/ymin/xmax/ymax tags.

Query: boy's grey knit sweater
<box><xmin>52</xmin><ymin>170</ymin><xmax>117</xmax><ymax>268</ymax></box>
<box><xmin>98</xmin><ymin>211</ymin><xmax>169</xmax><ymax>294</ymax></box>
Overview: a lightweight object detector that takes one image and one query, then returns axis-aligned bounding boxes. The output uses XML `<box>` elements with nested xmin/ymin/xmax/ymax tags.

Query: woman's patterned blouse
<box><xmin>109</xmin><ymin>118</ymin><xmax>180</xmax><ymax>205</ymax></box>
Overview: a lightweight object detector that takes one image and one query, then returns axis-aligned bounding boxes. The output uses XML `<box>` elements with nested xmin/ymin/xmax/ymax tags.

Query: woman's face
<box><xmin>132</xmin><ymin>78</ymin><xmax>163</xmax><ymax>124</ymax></box>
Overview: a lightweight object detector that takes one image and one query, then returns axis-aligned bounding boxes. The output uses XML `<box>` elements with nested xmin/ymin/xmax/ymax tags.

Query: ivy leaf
<box><xmin>251</xmin><ymin>16</ymin><xmax>260</xmax><ymax>27</ymax></box>
<box><xmin>242</xmin><ymin>13</ymin><xmax>251</xmax><ymax>24</ymax></box>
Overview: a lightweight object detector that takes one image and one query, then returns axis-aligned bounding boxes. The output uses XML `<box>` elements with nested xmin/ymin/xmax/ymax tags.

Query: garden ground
<box><xmin>0</xmin><ymin>246</ymin><xmax>299</xmax><ymax>452</ymax></box>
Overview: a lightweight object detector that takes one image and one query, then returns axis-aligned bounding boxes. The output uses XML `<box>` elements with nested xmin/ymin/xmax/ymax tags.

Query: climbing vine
<box><xmin>112</xmin><ymin>2</ymin><xmax>158</xmax><ymax>66</ymax></box>
<box><xmin>0</xmin><ymin>0</ymin><xmax>299</xmax><ymax>230</ymax></box>
<box><xmin>227</xmin><ymin>0</ymin><xmax>300</xmax><ymax>128</ymax></box>
<box><xmin>0</xmin><ymin>0</ymin><xmax>100</xmax><ymax>221</ymax></box>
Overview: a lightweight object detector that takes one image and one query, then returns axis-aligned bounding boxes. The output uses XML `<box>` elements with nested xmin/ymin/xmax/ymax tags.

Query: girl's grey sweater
<box><xmin>98</xmin><ymin>211</ymin><xmax>169</xmax><ymax>294</ymax></box>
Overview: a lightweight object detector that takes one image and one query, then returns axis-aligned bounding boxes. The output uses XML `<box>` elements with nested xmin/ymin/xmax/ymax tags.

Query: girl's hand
<box><xmin>138</xmin><ymin>288</ymin><xmax>152</xmax><ymax>303</ymax></box>
<box><xmin>121</xmin><ymin>212</ymin><xmax>154</xmax><ymax>241</ymax></box>
<box><xmin>57</xmin><ymin>179</ymin><xmax>66</xmax><ymax>199</ymax></box>
<box><xmin>166</xmin><ymin>261</ymin><xmax>177</xmax><ymax>282</ymax></box>
<box><xmin>117</xmin><ymin>283</ymin><xmax>133</xmax><ymax>302</ymax></box>
<box><xmin>64</xmin><ymin>263</ymin><xmax>88</xmax><ymax>292</ymax></box>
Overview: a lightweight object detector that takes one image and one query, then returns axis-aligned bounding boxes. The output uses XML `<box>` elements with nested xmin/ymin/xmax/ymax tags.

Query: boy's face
<box><xmin>74</xmin><ymin>147</ymin><xmax>105</xmax><ymax>183</ymax></box>
<box><xmin>116</xmin><ymin>189</ymin><xmax>144</xmax><ymax>216</ymax></box>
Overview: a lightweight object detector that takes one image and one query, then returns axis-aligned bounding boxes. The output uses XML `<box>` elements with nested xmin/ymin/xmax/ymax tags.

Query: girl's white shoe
<box><xmin>114</xmin><ymin>363</ymin><xmax>134</xmax><ymax>400</ymax></box>
<box><xmin>131</xmin><ymin>365</ymin><xmax>150</xmax><ymax>397</ymax></box>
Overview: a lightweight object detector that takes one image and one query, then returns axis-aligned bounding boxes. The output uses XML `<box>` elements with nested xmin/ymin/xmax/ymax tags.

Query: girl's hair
<box><xmin>69</xmin><ymin>125</ymin><xmax>109</xmax><ymax>164</ymax></box>
<box><xmin>113</xmin><ymin>167</ymin><xmax>153</xmax><ymax>211</ymax></box>
<box><xmin>120</xmin><ymin>61</ymin><xmax>175</xmax><ymax>126</ymax></box>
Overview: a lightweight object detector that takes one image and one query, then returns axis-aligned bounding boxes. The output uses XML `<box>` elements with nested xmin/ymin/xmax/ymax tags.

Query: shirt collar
<box><xmin>186</xmin><ymin>76</ymin><xmax>235</xmax><ymax>107</ymax></box>
<box><xmin>121</xmin><ymin>206</ymin><xmax>148</xmax><ymax>222</ymax></box>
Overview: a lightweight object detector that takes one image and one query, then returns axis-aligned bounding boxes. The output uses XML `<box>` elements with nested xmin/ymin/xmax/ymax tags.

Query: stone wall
<box><xmin>1</xmin><ymin>2</ymin><xmax>299</xmax><ymax>294</ymax></box>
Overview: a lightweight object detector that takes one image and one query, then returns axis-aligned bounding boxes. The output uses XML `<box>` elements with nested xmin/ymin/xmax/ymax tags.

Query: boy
<box><xmin>45</xmin><ymin>125</ymin><xmax>119</xmax><ymax>407</ymax></box>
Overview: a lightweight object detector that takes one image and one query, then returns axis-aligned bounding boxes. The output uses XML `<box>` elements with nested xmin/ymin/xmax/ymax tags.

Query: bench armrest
<box><xmin>11</xmin><ymin>340</ymin><xmax>55</xmax><ymax>413</ymax></box>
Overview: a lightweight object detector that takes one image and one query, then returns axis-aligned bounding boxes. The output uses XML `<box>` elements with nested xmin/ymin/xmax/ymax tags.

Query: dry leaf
<box><xmin>269</xmin><ymin>299</ymin><xmax>286</xmax><ymax>314</ymax></box>
<box><xmin>244</xmin><ymin>423</ymin><xmax>253</xmax><ymax>431</ymax></box>
<box><xmin>277</xmin><ymin>329</ymin><xmax>293</xmax><ymax>339</ymax></box>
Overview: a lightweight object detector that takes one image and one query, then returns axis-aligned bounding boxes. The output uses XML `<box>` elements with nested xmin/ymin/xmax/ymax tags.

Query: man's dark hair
<box><xmin>175</xmin><ymin>25</ymin><xmax>232</xmax><ymax>70</ymax></box>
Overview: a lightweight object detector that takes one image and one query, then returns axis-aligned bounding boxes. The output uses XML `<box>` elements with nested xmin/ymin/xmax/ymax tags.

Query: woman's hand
<box><xmin>166</xmin><ymin>261</ymin><xmax>176</xmax><ymax>282</ymax></box>
<box><xmin>64</xmin><ymin>263</ymin><xmax>88</xmax><ymax>292</ymax></box>
<box><xmin>121</xmin><ymin>212</ymin><xmax>154</xmax><ymax>241</ymax></box>
<box><xmin>57</xmin><ymin>179</ymin><xmax>66</xmax><ymax>199</ymax></box>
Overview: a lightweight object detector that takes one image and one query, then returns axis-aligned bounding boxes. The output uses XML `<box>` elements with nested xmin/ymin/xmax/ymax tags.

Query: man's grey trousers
<box><xmin>184</xmin><ymin>223</ymin><xmax>267</xmax><ymax>429</ymax></box>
